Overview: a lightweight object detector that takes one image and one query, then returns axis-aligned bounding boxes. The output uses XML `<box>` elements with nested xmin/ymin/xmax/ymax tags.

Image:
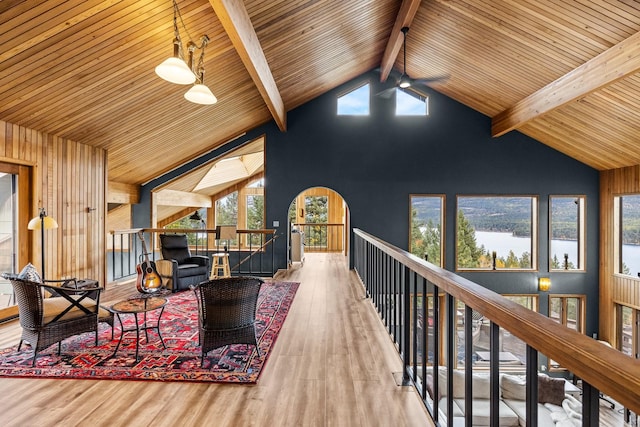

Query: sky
<box><xmin>337</xmin><ymin>84</ymin><xmax>427</xmax><ymax>116</ymax></box>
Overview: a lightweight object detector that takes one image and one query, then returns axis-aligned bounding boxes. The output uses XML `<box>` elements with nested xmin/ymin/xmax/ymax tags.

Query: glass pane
<box><xmin>304</xmin><ymin>196</ymin><xmax>328</xmax><ymax>223</ymax></box>
<box><xmin>216</xmin><ymin>192</ymin><xmax>238</xmax><ymax>225</ymax></box>
<box><xmin>246</xmin><ymin>195</ymin><xmax>264</xmax><ymax>245</ymax></box>
<box><xmin>337</xmin><ymin>84</ymin><xmax>370</xmax><ymax>115</ymax></box>
<box><xmin>410</xmin><ymin>195</ymin><xmax>443</xmax><ymax>266</ymax></box>
<box><xmin>396</xmin><ymin>89</ymin><xmax>427</xmax><ymax>116</ymax></box>
<box><xmin>457</xmin><ymin>196</ymin><xmax>535</xmax><ymax>270</ymax></box>
<box><xmin>549</xmin><ymin>297</ymin><xmax>562</xmax><ymax>323</ymax></box>
<box><xmin>501</xmin><ymin>296</ymin><xmax>531</xmax><ymax>366</ymax></box>
<box><xmin>0</xmin><ymin>172</ymin><xmax>16</xmax><ymax>308</ymax></box>
<box><xmin>215</xmin><ymin>192</ymin><xmax>238</xmax><ymax>246</ymax></box>
<box><xmin>620</xmin><ymin>306</ymin><xmax>633</xmax><ymax>356</ymax></box>
<box><xmin>566</xmin><ymin>298</ymin><xmax>579</xmax><ymax>331</ymax></box>
<box><xmin>550</xmin><ymin>196</ymin><xmax>583</xmax><ymax>270</ymax></box>
<box><xmin>620</xmin><ymin>195</ymin><xmax>640</xmax><ymax>276</ymax></box>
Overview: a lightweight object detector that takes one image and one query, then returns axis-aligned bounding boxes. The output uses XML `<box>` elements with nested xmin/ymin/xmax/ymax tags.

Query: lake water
<box><xmin>475</xmin><ymin>231</ymin><xmax>640</xmax><ymax>274</ymax></box>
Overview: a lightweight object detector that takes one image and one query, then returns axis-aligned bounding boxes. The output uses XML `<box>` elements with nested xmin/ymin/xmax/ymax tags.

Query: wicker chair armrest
<box><xmin>44</xmin><ymin>278</ymin><xmax>78</xmax><ymax>287</ymax></box>
<box><xmin>39</xmin><ymin>282</ymin><xmax>103</xmax><ymax>294</ymax></box>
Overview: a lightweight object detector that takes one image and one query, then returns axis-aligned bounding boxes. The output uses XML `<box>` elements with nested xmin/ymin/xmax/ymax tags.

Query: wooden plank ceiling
<box><xmin>2</xmin><ymin>0</ymin><xmax>640</xmax><ymax>195</ymax></box>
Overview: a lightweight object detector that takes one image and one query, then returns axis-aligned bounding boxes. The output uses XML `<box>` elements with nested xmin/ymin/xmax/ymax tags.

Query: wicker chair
<box><xmin>193</xmin><ymin>276</ymin><xmax>264</xmax><ymax>366</ymax></box>
<box><xmin>1</xmin><ymin>273</ymin><xmax>105</xmax><ymax>366</ymax></box>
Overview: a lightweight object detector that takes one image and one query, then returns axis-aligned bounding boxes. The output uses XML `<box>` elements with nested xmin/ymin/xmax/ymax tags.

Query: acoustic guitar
<box><xmin>136</xmin><ymin>231</ymin><xmax>162</xmax><ymax>293</ymax></box>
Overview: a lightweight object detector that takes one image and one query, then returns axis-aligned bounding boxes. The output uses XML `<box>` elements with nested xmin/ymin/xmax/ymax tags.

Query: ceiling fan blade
<box><xmin>375</xmin><ymin>87</ymin><xmax>397</xmax><ymax>98</ymax></box>
<box><xmin>404</xmin><ymin>84</ymin><xmax>429</xmax><ymax>99</ymax></box>
<box><xmin>413</xmin><ymin>75</ymin><xmax>450</xmax><ymax>84</ymax></box>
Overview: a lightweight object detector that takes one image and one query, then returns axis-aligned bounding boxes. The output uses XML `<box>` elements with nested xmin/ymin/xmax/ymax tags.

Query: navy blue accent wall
<box><xmin>137</xmin><ymin>70</ymin><xmax>600</xmax><ymax>336</ymax></box>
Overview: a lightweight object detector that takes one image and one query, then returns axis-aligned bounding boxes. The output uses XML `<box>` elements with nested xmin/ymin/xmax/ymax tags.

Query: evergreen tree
<box><xmin>423</xmin><ymin>219</ymin><xmax>441</xmax><ymax>266</ymax></box>
<box><xmin>457</xmin><ymin>210</ymin><xmax>483</xmax><ymax>268</ymax></box>
<box><xmin>288</xmin><ymin>200</ymin><xmax>297</xmax><ymax>225</ymax></box>
<box><xmin>305</xmin><ymin>196</ymin><xmax>328</xmax><ymax>246</ymax></box>
<box><xmin>165</xmin><ymin>209</ymin><xmax>207</xmax><ymax>245</ymax></box>
<box><xmin>247</xmin><ymin>195</ymin><xmax>264</xmax><ymax>245</ymax></box>
<box><xmin>247</xmin><ymin>195</ymin><xmax>264</xmax><ymax>229</ymax></box>
<box><xmin>410</xmin><ymin>208</ymin><xmax>442</xmax><ymax>266</ymax></box>
<box><xmin>505</xmin><ymin>250</ymin><xmax>519</xmax><ymax>268</ymax></box>
<box><xmin>305</xmin><ymin>196</ymin><xmax>328</xmax><ymax>223</ymax></box>
<box><xmin>622</xmin><ymin>261</ymin><xmax>630</xmax><ymax>275</ymax></box>
<box><xmin>410</xmin><ymin>208</ymin><xmax>427</xmax><ymax>258</ymax></box>
<box><xmin>216</xmin><ymin>192</ymin><xmax>238</xmax><ymax>225</ymax></box>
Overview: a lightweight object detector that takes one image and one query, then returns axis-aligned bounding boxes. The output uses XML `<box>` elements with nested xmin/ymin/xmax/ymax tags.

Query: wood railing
<box><xmin>353</xmin><ymin>228</ymin><xmax>640</xmax><ymax>425</ymax></box>
<box><xmin>108</xmin><ymin>228</ymin><xmax>278</xmax><ymax>283</ymax></box>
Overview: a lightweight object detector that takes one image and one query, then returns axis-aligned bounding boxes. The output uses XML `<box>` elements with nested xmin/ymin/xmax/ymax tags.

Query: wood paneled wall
<box><xmin>0</xmin><ymin>120</ymin><xmax>107</xmax><ymax>285</ymax></box>
<box><xmin>106</xmin><ymin>204</ymin><xmax>132</xmax><ymax>251</ymax></box>
<box><xmin>600</xmin><ymin>166</ymin><xmax>640</xmax><ymax>345</ymax></box>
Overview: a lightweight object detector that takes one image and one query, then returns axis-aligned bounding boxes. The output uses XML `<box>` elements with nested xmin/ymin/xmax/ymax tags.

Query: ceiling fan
<box><xmin>376</xmin><ymin>26</ymin><xmax>448</xmax><ymax>98</ymax></box>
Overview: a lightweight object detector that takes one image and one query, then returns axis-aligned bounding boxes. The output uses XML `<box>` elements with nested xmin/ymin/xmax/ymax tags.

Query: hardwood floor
<box><xmin>0</xmin><ymin>253</ymin><xmax>632</xmax><ymax>426</ymax></box>
<box><xmin>0</xmin><ymin>253</ymin><xmax>433</xmax><ymax>427</ymax></box>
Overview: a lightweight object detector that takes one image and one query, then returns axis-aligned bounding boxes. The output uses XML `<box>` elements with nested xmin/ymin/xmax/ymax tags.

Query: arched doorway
<box><xmin>287</xmin><ymin>187</ymin><xmax>349</xmax><ymax>266</ymax></box>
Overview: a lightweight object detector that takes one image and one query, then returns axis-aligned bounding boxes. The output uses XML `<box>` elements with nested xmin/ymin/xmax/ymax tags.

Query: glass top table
<box><xmin>111</xmin><ymin>296</ymin><xmax>167</xmax><ymax>363</ymax></box>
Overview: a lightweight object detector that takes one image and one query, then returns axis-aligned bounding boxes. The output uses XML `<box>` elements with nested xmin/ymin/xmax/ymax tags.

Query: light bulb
<box><xmin>155</xmin><ymin>57</ymin><xmax>196</xmax><ymax>85</ymax></box>
<box><xmin>184</xmin><ymin>84</ymin><xmax>217</xmax><ymax>105</ymax></box>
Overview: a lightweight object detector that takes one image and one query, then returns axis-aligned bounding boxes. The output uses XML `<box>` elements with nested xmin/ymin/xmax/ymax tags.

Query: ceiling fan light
<box><xmin>399</xmin><ymin>76</ymin><xmax>411</xmax><ymax>88</ymax></box>
<box><xmin>155</xmin><ymin>57</ymin><xmax>196</xmax><ymax>85</ymax></box>
<box><xmin>184</xmin><ymin>84</ymin><xmax>218</xmax><ymax>105</ymax></box>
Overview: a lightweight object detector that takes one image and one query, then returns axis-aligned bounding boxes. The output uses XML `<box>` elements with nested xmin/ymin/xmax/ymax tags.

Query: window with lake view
<box><xmin>456</xmin><ymin>196</ymin><xmax>537</xmax><ymax>270</ymax></box>
<box><xmin>615</xmin><ymin>194</ymin><xmax>640</xmax><ymax>277</ymax></box>
<box><xmin>410</xmin><ymin>195</ymin><xmax>443</xmax><ymax>266</ymax></box>
<box><xmin>550</xmin><ymin>196</ymin><xmax>585</xmax><ymax>271</ymax></box>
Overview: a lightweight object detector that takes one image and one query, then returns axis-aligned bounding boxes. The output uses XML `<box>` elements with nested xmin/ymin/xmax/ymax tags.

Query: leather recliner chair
<box><xmin>156</xmin><ymin>234</ymin><xmax>210</xmax><ymax>292</ymax></box>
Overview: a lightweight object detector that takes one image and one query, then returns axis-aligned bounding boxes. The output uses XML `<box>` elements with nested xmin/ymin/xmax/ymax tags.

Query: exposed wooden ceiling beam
<box><xmin>492</xmin><ymin>30</ymin><xmax>640</xmax><ymax>137</ymax></box>
<box><xmin>158</xmin><ymin>207</ymin><xmax>200</xmax><ymax>229</ymax></box>
<box><xmin>210</xmin><ymin>171</ymin><xmax>264</xmax><ymax>202</ymax></box>
<box><xmin>378</xmin><ymin>0</ymin><xmax>422</xmax><ymax>82</ymax></box>
<box><xmin>107</xmin><ymin>181</ymin><xmax>140</xmax><ymax>204</ymax></box>
<box><xmin>209</xmin><ymin>0</ymin><xmax>286</xmax><ymax>131</ymax></box>
<box><xmin>155</xmin><ymin>189</ymin><xmax>212</xmax><ymax>207</ymax></box>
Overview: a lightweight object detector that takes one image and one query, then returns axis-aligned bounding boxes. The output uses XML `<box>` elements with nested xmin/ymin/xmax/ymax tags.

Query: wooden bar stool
<box><xmin>210</xmin><ymin>225</ymin><xmax>236</xmax><ymax>279</ymax></box>
<box><xmin>210</xmin><ymin>252</ymin><xmax>231</xmax><ymax>279</ymax></box>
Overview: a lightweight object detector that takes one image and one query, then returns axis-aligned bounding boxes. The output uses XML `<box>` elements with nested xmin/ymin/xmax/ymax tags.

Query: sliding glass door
<box><xmin>0</xmin><ymin>171</ymin><xmax>17</xmax><ymax>307</ymax></box>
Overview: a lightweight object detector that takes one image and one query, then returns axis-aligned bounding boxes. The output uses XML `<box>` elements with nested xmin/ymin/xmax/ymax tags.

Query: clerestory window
<box><xmin>396</xmin><ymin>89</ymin><xmax>428</xmax><ymax>116</ymax></box>
<box><xmin>337</xmin><ymin>83</ymin><xmax>370</xmax><ymax>116</ymax></box>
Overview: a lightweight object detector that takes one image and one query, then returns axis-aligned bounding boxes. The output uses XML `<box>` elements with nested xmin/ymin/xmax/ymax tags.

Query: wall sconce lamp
<box><xmin>155</xmin><ymin>0</ymin><xmax>217</xmax><ymax>105</ymax></box>
<box><xmin>27</xmin><ymin>208</ymin><xmax>58</xmax><ymax>282</ymax></box>
<box><xmin>538</xmin><ymin>277</ymin><xmax>551</xmax><ymax>292</ymax></box>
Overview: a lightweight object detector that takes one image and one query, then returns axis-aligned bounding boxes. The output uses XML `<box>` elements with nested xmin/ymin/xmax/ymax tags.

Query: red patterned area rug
<box><xmin>0</xmin><ymin>281</ymin><xmax>299</xmax><ymax>383</ymax></box>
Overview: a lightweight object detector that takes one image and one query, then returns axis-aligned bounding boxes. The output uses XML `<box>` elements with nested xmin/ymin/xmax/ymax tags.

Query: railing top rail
<box><xmin>236</xmin><ymin>229</ymin><xmax>276</xmax><ymax>235</ymax></box>
<box><xmin>354</xmin><ymin>228</ymin><xmax>640</xmax><ymax>412</ymax></box>
<box><xmin>110</xmin><ymin>228</ymin><xmax>276</xmax><ymax>235</ymax></box>
<box><xmin>110</xmin><ymin>228</ymin><xmax>144</xmax><ymax>235</ymax></box>
<box><xmin>293</xmin><ymin>223</ymin><xmax>344</xmax><ymax>226</ymax></box>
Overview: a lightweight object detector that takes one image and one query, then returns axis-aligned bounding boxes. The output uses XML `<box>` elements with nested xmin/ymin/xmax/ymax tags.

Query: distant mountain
<box><xmin>413</xmin><ymin>195</ymin><xmax>640</xmax><ymax>243</ymax></box>
<box><xmin>412</xmin><ymin>197</ymin><xmax>442</xmax><ymax>225</ymax></box>
<box><xmin>457</xmin><ymin>197</ymin><xmax>532</xmax><ymax>236</ymax></box>
<box><xmin>413</xmin><ymin>196</ymin><xmax>572</xmax><ymax>237</ymax></box>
